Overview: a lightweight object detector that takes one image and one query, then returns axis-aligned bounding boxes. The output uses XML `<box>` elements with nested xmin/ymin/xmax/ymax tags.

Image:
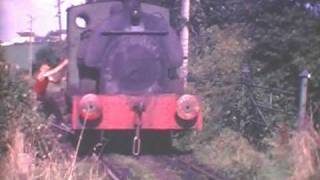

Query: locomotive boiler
<box><xmin>66</xmin><ymin>0</ymin><xmax>202</xmax><ymax>155</ymax></box>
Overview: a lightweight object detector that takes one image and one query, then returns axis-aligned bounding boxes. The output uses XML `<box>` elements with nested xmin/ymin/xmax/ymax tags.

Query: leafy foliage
<box><xmin>0</xmin><ymin>74</ymin><xmax>32</xmax><ymax>152</ymax></box>
<box><xmin>244</xmin><ymin>1</ymin><xmax>320</xmax><ymax>134</ymax></box>
<box><xmin>140</xmin><ymin>1</ymin><xmax>320</xmax><ymax>151</ymax></box>
<box><xmin>33</xmin><ymin>46</ymin><xmax>59</xmax><ymax>72</ymax></box>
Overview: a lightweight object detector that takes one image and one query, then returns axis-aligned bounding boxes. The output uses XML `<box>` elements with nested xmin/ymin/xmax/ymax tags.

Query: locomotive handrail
<box><xmin>101</xmin><ymin>31</ymin><xmax>168</xmax><ymax>36</ymax></box>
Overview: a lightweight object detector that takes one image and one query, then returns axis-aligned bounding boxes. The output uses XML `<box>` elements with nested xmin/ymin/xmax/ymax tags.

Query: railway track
<box><xmin>153</xmin><ymin>155</ymin><xmax>230</xmax><ymax>180</ymax></box>
<box><xmin>48</xmin><ymin>115</ymin><xmax>230</xmax><ymax>180</ymax></box>
<box><xmin>98</xmin><ymin>154</ymin><xmax>231</xmax><ymax>180</ymax></box>
<box><xmin>48</xmin><ymin>118</ymin><xmax>231</xmax><ymax>180</ymax></box>
<box><xmin>174</xmin><ymin>157</ymin><xmax>229</xmax><ymax>180</ymax></box>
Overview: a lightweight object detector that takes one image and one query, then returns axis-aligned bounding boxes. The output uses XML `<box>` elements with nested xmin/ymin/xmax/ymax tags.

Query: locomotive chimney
<box><xmin>123</xmin><ymin>0</ymin><xmax>141</xmax><ymax>26</ymax></box>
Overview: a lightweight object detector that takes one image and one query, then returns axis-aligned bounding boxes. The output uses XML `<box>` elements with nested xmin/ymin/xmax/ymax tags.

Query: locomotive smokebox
<box><xmin>104</xmin><ymin>38</ymin><xmax>162</xmax><ymax>94</ymax></box>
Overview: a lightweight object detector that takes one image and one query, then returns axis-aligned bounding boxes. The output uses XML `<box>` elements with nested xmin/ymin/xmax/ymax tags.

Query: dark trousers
<box><xmin>37</xmin><ymin>94</ymin><xmax>63</xmax><ymax>122</ymax></box>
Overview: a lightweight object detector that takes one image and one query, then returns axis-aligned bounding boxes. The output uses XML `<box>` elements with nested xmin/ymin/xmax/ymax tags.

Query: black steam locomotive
<box><xmin>66</xmin><ymin>0</ymin><xmax>202</xmax><ymax>155</ymax></box>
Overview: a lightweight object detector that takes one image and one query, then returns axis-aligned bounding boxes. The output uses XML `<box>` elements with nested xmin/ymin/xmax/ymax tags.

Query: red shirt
<box><xmin>33</xmin><ymin>77</ymin><xmax>49</xmax><ymax>97</ymax></box>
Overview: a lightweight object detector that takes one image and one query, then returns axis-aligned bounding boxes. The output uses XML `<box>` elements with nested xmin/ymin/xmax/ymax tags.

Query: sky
<box><xmin>0</xmin><ymin>0</ymin><xmax>86</xmax><ymax>42</ymax></box>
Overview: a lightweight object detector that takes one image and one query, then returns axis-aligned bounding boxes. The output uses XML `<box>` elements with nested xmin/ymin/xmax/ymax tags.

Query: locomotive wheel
<box><xmin>142</xmin><ymin>131</ymin><xmax>172</xmax><ymax>154</ymax></box>
<box><xmin>72</xmin><ymin>129</ymin><xmax>100</xmax><ymax>156</ymax></box>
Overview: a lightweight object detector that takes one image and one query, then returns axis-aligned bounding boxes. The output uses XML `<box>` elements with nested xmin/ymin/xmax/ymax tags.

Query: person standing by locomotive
<box><xmin>33</xmin><ymin>58</ymin><xmax>69</xmax><ymax>99</ymax></box>
<box><xmin>33</xmin><ymin>58</ymin><xmax>69</xmax><ymax>122</ymax></box>
<box><xmin>33</xmin><ymin>63</ymin><xmax>51</xmax><ymax>100</ymax></box>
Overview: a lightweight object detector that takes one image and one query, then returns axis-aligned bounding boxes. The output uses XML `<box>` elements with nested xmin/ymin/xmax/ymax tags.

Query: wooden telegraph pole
<box><xmin>180</xmin><ymin>0</ymin><xmax>190</xmax><ymax>87</ymax></box>
<box><xmin>57</xmin><ymin>0</ymin><xmax>63</xmax><ymax>41</ymax></box>
<box><xmin>28</xmin><ymin>15</ymin><xmax>34</xmax><ymax>76</ymax></box>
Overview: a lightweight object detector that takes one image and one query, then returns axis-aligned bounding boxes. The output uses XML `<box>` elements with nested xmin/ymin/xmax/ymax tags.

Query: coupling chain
<box><xmin>132</xmin><ymin>102</ymin><xmax>144</xmax><ymax>156</ymax></box>
<box><xmin>132</xmin><ymin>119</ymin><xmax>141</xmax><ymax>156</ymax></box>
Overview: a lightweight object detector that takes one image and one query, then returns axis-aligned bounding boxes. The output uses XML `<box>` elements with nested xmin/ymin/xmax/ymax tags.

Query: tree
<box><xmin>33</xmin><ymin>46</ymin><xmax>59</xmax><ymax>73</ymax></box>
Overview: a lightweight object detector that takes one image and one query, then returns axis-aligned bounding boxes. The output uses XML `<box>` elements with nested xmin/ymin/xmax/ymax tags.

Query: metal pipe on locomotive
<box><xmin>65</xmin><ymin>0</ymin><xmax>202</xmax><ymax>155</ymax></box>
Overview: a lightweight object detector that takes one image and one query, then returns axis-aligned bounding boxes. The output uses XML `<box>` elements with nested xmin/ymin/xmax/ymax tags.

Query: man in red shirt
<box><xmin>33</xmin><ymin>58</ymin><xmax>69</xmax><ymax>100</ymax></box>
<box><xmin>33</xmin><ymin>59</ymin><xmax>69</xmax><ymax>122</ymax></box>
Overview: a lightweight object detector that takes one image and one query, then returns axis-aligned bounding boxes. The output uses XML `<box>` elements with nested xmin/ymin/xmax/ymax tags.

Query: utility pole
<box><xmin>28</xmin><ymin>15</ymin><xmax>34</xmax><ymax>76</ymax></box>
<box><xmin>57</xmin><ymin>0</ymin><xmax>63</xmax><ymax>41</ymax></box>
<box><xmin>180</xmin><ymin>0</ymin><xmax>190</xmax><ymax>88</ymax></box>
<box><xmin>298</xmin><ymin>69</ymin><xmax>311</xmax><ymax>127</ymax></box>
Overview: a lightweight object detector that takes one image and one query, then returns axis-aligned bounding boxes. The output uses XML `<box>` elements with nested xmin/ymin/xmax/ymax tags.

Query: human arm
<box><xmin>42</xmin><ymin>59</ymin><xmax>69</xmax><ymax>78</ymax></box>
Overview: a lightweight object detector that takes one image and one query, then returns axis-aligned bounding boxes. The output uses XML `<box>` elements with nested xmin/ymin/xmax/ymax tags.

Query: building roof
<box><xmin>17</xmin><ymin>32</ymin><xmax>36</xmax><ymax>37</ymax></box>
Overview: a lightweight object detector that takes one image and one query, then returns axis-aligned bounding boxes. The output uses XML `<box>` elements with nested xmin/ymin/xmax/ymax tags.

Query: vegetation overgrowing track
<box><xmin>99</xmin><ymin>157</ymin><xmax>124</xmax><ymax>180</ymax></box>
<box><xmin>172</xmin><ymin>156</ymin><xmax>230</xmax><ymax>180</ymax></box>
<box><xmin>140</xmin><ymin>155</ymin><xmax>230</xmax><ymax>180</ymax></box>
<box><xmin>97</xmin><ymin>154</ymin><xmax>231</xmax><ymax>180</ymax></box>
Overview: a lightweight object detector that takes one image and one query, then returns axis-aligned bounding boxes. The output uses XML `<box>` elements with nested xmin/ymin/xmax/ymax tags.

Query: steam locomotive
<box><xmin>66</xmin><ymin>0</ymin><xmax>202</xmax><ymax>155</ymax></box>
